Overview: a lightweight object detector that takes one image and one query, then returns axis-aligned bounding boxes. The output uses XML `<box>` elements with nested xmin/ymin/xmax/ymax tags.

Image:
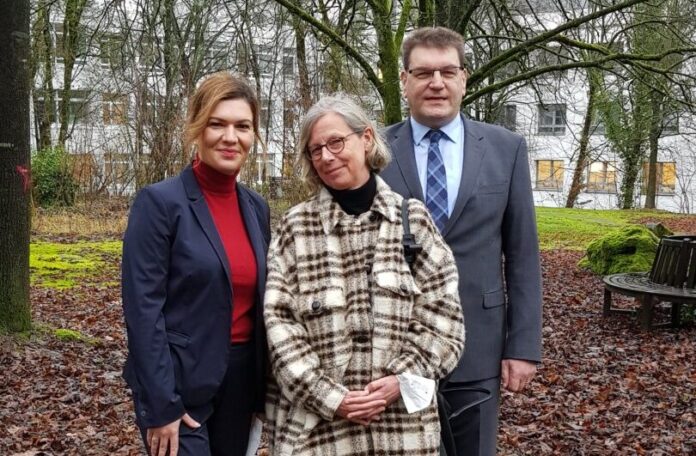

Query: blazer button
<box><xmin>311</xmin><ymin>300</ymin><xmax>322</xmax><ymax>312</ymax></box>
<box><xmin>400</xmin><ymin>283</ymin><xmax>409</xmax><ymax>293</ymax></box>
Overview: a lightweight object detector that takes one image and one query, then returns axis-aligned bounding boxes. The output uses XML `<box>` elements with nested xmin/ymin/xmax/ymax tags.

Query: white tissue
<box><xmin>396</xmin><ymin>373</ymin><xmax>436</xmax><ymax>413</ymax></box>
<box><xmin>245</xmin><ymin>416</ymin><xmax>263</xmax><ymax>456</ymax></box>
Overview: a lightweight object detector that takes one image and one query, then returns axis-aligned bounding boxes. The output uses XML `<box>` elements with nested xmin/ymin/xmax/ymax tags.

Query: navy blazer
<box><xmin>121</xmin><ymin>165</ymin><xmax>270</xmax><ymax>429</ymax></box>
<box><xmin>381</xmin><ymin>116</ymin><xmax>543</xmax><ymax>382</ymax></box>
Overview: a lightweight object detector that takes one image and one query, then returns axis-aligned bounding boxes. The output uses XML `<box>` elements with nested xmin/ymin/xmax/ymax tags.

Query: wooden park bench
<box><xmin>603</xmin><ymin>235</ymin><xmax>696</xmax><ymax>329</ymax></box>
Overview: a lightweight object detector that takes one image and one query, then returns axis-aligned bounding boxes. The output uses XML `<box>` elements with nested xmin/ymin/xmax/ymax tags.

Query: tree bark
<box><xmin>57</xmin><ymin>0</ymin><xmax>88</xmax><ymax>148</ymax></box>
<box><xmin>0</xmin><ymin>0</ymin><xmax>32</xmax><ymax>332</ymax></box>
<box><xmin>644</xmin><ymin>94</ymin><xmax>663</xmax><ymax>209</ymax></box>
<box><xmin>566</xmin><ymin>72</ymin><xmax>597</xmax><ymax>207</ymax></box>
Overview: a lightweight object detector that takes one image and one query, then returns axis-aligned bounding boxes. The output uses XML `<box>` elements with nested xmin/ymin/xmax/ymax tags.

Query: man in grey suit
<box><xmin>381</xmin><ymin>27</ymin><xmax>543</xmax><ymax>455</ymax></box>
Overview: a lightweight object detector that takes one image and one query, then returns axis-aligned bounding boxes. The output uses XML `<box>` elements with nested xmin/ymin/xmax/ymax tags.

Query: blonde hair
<box><xmin>183</xmin><ymin>72</ymin><xmax>261</xmax><ymax>155</ymax></box>
<box><xmin>296</xmin><ymin>94</ymin><xmax>391</xmax><ymax>193</ymax></box>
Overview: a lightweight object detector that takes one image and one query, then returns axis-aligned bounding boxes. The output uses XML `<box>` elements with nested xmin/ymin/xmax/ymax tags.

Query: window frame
<box><xmin>586</xmin><ymin>161</ymin><xmax>617</xmax><ymax>193</ymax></box>
<box><xmin>535</xmin><ymin>159</ymin><xmax>564</xmax><ymax>191</ymax></box>
<box><xmin>537</xmin><ymin>103</ymin><xmax>566</xmax><ymax>135</ymax></box>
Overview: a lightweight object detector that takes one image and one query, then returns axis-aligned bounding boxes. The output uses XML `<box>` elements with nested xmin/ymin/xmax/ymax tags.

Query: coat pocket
<box><xmin>297</xmin><ymin>287</ymin><xmax>351</xmax><ymax>371</ymax></box>
<box><xmin>372</xmin><ymin>270</ymin><xmax>421</xmax><ymax>350</ymax></box>
<box><xmin>477</xmin><ymin>182</ymin><xmax>508</xmax><ymax>194</ymax></box>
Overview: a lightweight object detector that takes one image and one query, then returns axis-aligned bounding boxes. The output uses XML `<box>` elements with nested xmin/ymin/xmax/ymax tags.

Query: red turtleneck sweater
<box><xmin>193</xmin><ymin>159</ymin><xmax>257</xmax><ymax>343</ymax></box>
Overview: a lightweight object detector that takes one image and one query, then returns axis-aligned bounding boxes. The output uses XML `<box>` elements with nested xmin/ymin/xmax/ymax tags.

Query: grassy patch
<box><xmin>30</xmin><ymin>241</ymin><xmax>122</xmax><ymax>289</ymax></box>
<box><xmin>32</xmin><ymin>198</ymin><xmax>128</xmax><ymax>239</ymax></box>
<box><xmin>536</xmin><ymin>207</ymin><xmax>685</xmax><ymax>250</ymax></box>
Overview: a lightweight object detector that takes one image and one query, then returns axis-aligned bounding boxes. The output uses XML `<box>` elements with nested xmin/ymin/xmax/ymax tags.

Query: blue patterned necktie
<box><xmin>425</xmin><ymin>129</ymin><xmax>448</xmax><ymax>232</ymax></box>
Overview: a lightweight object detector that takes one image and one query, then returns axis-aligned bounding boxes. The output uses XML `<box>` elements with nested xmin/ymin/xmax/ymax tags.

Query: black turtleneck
<box><xmin>327</xmin><ymin>173</ymin><xmax>377</xmax><ymax>216</ymax></box>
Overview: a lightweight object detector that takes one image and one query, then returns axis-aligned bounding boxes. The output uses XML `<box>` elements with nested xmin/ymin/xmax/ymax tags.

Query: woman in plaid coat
<box><xmin>264</xmin><ymin>94</ymin><xmax>465</xmax><ymax>456</ymax></box>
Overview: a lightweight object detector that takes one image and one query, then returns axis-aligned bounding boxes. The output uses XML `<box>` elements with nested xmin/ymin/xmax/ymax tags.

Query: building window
<box><xmin>102</xmin><ymin>93</ymin><xmax>127</xmax><ymax>125</ymax></box>
<box><xmin>283</xmin><ymin>47</ymin><xmax>294</xmax><ymax>76</ymax></box>
<box><xmin>662</xmin><ymin>111</ymin><xmax>679</xmax><ymax>136</ymax></box>
<box><xmin>590</xmin><ymin>117</ymin><xmax>605</xmax><ymax>136</ymax></box>
<box><xmin>642</xmin><ymin>162</ymin><xmax>676</xmax><ymax>195</ymax></box>
<box><xmin>495</xmin><ymin>104</ymin><xmax>517</xmax><ymax>132</ymax></box>
<box><xmin>260</xmin><ymin>98</ymin><xmax>271</xmax><ymax>132</ymax></box>
<box><xmin>205</xmin><ymin>41</ymin><xmax>227</xmax><ymax>71</ymax></box>
<box><xmin>535</xmin><ymin>159</ymin><xmax>564</xmax><ymax>191</ymax></box>
<box><xmin>139</xmin><ymin>38</ymin><xmax>161</xmax><ymax>69</ymax></box>
<box><xmin>57</xmin><ymin>90</ymin><xmax>91</xmax><ymax>124</ymax></box>
<box><xmin>587</xmin><ymin>161</ymin><xmax>617</xmax><ymax>193</ymax></box>
<box><xmin>254</xmin><ymin>44</ymin><xmax>274</xmax><ymax>75</ymax></box>
<box><xmin>538</xmin><ymin>104</ymin><xmax>566</xmax><ymax>135</ymax></box>
<box><xmin>54</xmin><ymin>22</ymin><xmax>87</xmax><ymax>64</ymax></box>
<box><xmin>100</xmin><ymin>34</ymin><xmax>122</xmax><ymax>68</ymax></box>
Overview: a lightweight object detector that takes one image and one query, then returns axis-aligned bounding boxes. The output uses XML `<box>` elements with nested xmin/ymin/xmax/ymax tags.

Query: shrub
<box><xmin>32</xmin><ymin>147</ymin><xmax>78</xmax><ymax>207</ymax></box>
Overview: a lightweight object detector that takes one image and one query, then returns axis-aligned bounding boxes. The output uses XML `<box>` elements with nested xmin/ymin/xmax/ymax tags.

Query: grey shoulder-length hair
<box><xmin>296</xmin><ymin>93</ymin><xmax>391</xmax><ymax>193</ymax></box>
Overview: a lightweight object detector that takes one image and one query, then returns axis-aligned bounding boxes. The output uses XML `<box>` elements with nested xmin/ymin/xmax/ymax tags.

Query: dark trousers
<box><xmin>138</xmin><ymin>342</ymin><xmax>255</xmax><ymax>456</ymax></box>
<box><xmin>441</xmin><ymin>376</ymin><xmax>501</xmax><ymax>456</ymax></box>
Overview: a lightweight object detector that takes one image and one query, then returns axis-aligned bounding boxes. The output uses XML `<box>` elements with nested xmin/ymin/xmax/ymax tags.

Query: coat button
<box><xmin>140</xmin><ymin>410</ymin><xmax>147</xmax><ymax>417</ymax></box>
<box><xmin>311</xmin><ymin>300</ymin><xmax>321</xmax><ymax>311</ymax></box>
<box><xmin>369</xmin><ymin>213</ymin><xmax>378</xmax><ymax>222</ymax></box>
<box><xmin>400</xmin><ymin>283</ymin><xmax>409</xmax><ymax>293</ymax></box>
<box><xmin>355</xmin><ymin>334</ymin><xmax>369</xmax><ymax>344</ymax></box>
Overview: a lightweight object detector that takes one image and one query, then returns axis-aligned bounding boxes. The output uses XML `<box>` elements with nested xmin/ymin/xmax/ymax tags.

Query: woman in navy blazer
<box><xmin>121</xmin><ymin>72</ymin><xmax>270</xmax><ymax>456</ymax></box>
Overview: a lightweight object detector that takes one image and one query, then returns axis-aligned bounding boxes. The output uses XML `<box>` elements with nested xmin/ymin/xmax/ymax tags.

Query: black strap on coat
<box><xmin>401</xmin><ymin>198</ymin><xmax>422</xmax><ymax>271</ymax></box>
<box><xmin>400</xmin><ymin>198</ymin><xmax>455</xmax><ymax>455</ymax></box>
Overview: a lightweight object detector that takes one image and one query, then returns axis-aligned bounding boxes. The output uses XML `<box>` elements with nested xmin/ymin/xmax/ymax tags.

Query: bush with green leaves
<box><xmin>32</xmin><ymin>147</ymin><xmax>78</xmax><ymax>207</ymax></box>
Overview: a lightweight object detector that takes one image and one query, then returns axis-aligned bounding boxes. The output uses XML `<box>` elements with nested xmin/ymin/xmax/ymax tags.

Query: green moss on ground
<box><xmin>54</xmin><ymin>328</ymin><xmax>98</xmax><ymax>344</ymax></box>
<box><xmin>578</xmin><ymin>225</ymin><xmax>659</xmax><ymax>274</ymax></box>
<box><xmin>30</xmin><ymin>241</ymin><xmax>121</xmax><ymax>289</ymax></box>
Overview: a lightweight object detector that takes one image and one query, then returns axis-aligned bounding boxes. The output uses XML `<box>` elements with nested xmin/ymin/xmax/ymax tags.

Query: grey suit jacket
<box><xmin>381</xmin><ymin>115</ymin><xmax>542</xmax><ymax>382</ymax></box>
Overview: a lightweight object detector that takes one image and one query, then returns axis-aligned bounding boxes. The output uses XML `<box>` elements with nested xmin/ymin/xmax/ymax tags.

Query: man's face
<box><xmin>401</xmin><ymin>45</ymin><xmax>467</xmax><ymax>128</ymax></box>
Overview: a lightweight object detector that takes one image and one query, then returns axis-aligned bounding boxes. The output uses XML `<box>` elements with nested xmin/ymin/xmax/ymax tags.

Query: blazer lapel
<box><xmin>237</xmin><ymin>188</ymin><xmax>267</xmax><ymax>297</ymax></box>
<box><xmin>389</xmin><ymin>120</ymin><xmax>425</xmax><ymax>201</ymax></box>
<box><xmin>182</xmin><ymin>166</ymin><xmax>232</xmax><ymax>288</ymax></box>
<box><xmin>443</xmin><ymin>116</ymin><xmax>486</xmax><ymax>237</ymax></box>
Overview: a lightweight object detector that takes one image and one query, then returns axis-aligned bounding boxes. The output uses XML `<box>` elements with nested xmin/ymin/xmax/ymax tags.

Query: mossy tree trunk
<box><xmin>0</xmin><ymin>0</ymin><xmax>32</xmax><ymax>332</ymax></box>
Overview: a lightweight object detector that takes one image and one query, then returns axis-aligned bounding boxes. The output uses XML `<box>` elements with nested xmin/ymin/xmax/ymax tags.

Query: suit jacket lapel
<box><xmin>237</xmin><ymin>188</ymin><xmax>267</xmax><ymax>297</ymax></box>
<box><xmin>443</xmin><ymin>116</ymin><xmax>486</xmax><ymax>237</ymax></box>
<box><xmin>389</xmin><ymin>120</ymin><xmax>425</xmax><ymax>201</ymax></box>
<box><xmin>182</xmin><ymin>166</ymin><xmax>233</xmax><ymax>289</ymax></box>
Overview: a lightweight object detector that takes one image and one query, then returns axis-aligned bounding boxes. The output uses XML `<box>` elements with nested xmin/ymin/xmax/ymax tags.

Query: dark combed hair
<box><xmin>401</xmin><ymin>27</ymin><xmax>468</xmax><ymax>70</ymax></box>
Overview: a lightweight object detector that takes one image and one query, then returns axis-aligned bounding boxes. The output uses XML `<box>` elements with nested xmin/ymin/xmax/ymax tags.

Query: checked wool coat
<box><xmin>264</xmin><ymin>177</ymin><xmax>465</xmax><ymax>456</ymax></box>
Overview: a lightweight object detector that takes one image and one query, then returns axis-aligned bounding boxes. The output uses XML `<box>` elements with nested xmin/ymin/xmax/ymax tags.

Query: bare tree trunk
<box><xmin>32</xmin><ymin>0</ymin><xmax>55</xmax><ymax>150</ymax></box>
<box><xmin>566</xmin><ymin>75</ymin><xmax>597</xmax><ymax>207</ymax></box>
<box><xmin>0</xmin><ymin>0</ymin><xmax>31</xmax><ymax>332</ymax></box>
<box><xmin>57</xmin><ymin>0</ymin><xmax>88</xmax><ymax>148</ymax></box>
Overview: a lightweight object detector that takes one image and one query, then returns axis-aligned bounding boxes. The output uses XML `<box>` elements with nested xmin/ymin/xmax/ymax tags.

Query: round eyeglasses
<box><xmin>306</xmin><ymin>131</ymin><xmax>361</xmax><ymax>160</ymax></box>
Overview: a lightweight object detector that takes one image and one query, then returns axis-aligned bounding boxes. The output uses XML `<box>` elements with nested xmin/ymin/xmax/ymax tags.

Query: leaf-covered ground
<box><xmin>2</xmin><ymin>230</ymin><xmax>695</xmax><ymax>454</ymax></box>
